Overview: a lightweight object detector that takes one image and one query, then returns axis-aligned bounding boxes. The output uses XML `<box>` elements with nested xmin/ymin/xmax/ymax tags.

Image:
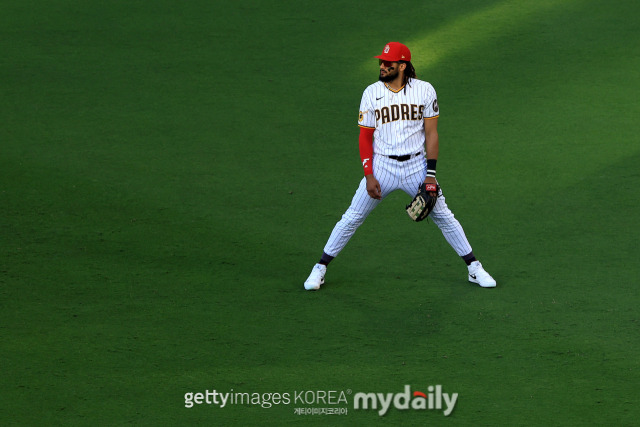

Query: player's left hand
<box><xmin>423</xmin><ymin>176</ymin><xmax>437</xmax><ymax>185</ymax></box>
<box><xmin>406</xmin><ymin>182</ymin><xmax>440</xmax><ymax>222</ymax></box>
<box><xmin>422</xmin><ymin>176</ymin><xmax>439</xmax><ymax>202</ymax></box>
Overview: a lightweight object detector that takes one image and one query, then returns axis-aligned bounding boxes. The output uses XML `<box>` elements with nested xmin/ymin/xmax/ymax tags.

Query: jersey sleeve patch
<box><xmin>357</xmin><ymin>86</ymin><xmax>377</xmax><ymax>128</ymax></box>
<box><xmin>422</xmin><ymin>94</ymin><xmax>439</xmax><ymax>118</ymax></box>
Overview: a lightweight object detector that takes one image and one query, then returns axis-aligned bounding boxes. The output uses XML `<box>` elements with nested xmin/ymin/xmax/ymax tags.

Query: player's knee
<box><xmin>341</xmin><ymin>210</ymin><xmax>367</xmax><ymax>228</ymax></box>
<box><xmin>430</xmin><ymin>213</ymin><xmax>457</xmax><ymax>228</ymax></box>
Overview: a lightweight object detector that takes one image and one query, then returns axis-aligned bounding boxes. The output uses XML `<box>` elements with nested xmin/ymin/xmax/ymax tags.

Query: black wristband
<box><xmin>426</xmin><ymin>159</ymin><xmax>437</xmax><ymax>177</ymax></box>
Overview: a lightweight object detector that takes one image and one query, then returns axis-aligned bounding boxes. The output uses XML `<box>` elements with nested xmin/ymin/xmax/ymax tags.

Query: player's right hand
<box><xmin>365</xmin><ymin>174</ymin><xmax>382</xmax><ymax>200</ymax></box>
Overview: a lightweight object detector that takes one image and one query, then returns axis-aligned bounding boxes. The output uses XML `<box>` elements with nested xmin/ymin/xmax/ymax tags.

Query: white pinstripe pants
<box><xmin>323</xmin><ymin>153</ymin><xmax>473</xmax><ymax>258</ymax></box>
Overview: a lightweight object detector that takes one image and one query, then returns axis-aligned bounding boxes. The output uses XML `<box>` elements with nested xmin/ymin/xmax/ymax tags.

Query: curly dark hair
<box><xmin>400</xmin><ymin>61</ymin><xmax>416</xmax><ymax>93</ymax></box>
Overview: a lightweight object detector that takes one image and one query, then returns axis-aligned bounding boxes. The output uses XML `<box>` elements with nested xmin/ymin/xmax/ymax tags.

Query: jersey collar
<box><xmin>384</xmin><ymin>82</ymin><xmax>405</xmax><ymax>93</ymax></box>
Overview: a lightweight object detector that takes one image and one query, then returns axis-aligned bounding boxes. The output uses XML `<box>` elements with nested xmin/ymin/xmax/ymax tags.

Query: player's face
<box><xmin>379</xmin><ymin>60</ymin><xmax>400</xmax><ymax>82</ymax></box>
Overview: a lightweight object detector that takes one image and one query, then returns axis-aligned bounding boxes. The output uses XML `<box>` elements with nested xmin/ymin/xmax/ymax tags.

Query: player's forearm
<box><xmin>425</xmin><ymin>131</ymin><xmax>439</xmax><ymax>160</ymax></box>
<box><xmin>359</xmin><ymin>126</ymin><xmax>375</xmax><ymax>175</ymax></box>
<box><xmin>425</xmin><ymin>129</ymin><xmax>439</xmax><ymax>180</ymax></box>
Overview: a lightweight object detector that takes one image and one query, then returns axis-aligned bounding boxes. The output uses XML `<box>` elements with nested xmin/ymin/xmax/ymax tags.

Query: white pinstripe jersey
<box><xmin>357</xmin><ymin>78</ymin><xmax>439</xmax><ymax>156</ymax></box>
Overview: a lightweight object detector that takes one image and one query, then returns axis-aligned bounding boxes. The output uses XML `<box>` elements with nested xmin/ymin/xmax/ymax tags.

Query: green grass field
<box><xmin>2</xmin><ymin>0</ymin><xmax>639</xmax><ymax>425</ymax></box>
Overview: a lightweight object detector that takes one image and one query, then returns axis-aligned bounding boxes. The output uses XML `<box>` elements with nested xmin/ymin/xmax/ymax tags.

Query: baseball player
<box><xmin>304</xmin><ymin>41</ymin><xmax>496</xmax><ymax>290</ymax></box>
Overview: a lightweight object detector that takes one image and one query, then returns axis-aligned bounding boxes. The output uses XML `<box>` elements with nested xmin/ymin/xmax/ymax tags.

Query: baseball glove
<box><xmin>406</xmin><ymin>183</ymin><xmax>440</xmax><ymax>222</ymax></box>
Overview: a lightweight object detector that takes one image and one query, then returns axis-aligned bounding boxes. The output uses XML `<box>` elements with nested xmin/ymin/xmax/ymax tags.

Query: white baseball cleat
<box><xmin>468</xmin><ymin>261</ymin><xmax>497</xmax><ymax>288</ymax></box>
<box><xmin>304</xmin><ymin>263</ymin><xmax>326</xmax><ymax>290</ymax></box>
